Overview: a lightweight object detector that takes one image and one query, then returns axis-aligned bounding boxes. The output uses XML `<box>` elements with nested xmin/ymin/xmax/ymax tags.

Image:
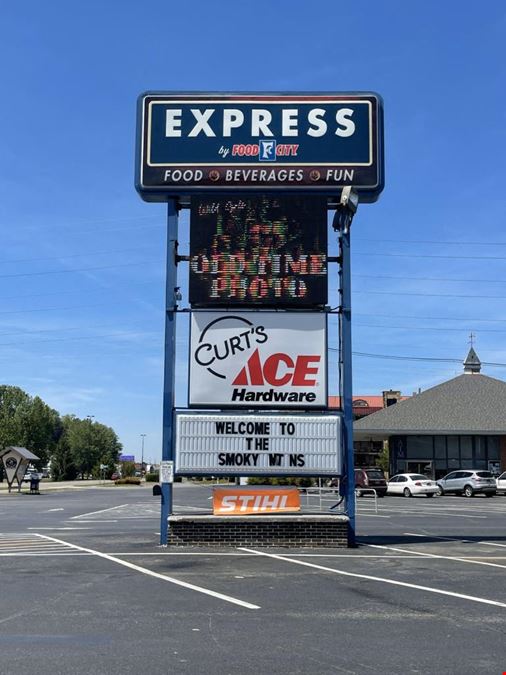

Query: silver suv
<box><xmin>437</xmin><ymin>470</ymin><xmax>496</xmax><ymax>497</ymax></box>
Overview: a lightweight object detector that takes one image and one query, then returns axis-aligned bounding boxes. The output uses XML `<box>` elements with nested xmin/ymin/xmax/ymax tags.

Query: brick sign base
<box><xmin>167</xmin><ymin>514</ymin><xmax>350</xmax><ymax>548</ymax></box>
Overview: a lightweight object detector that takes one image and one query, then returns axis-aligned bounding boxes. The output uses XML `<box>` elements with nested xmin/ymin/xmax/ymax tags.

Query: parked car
<box><xmin>23</xmin><ymin>469</ymin><xmax>41</xmax><ymax>482</ymax></box>
<box><xmin>496</xmin><ymin>472</ymin><xmax>506</xmax><ymax>494</ymax></box>
<box><xmin>354</xmin><ymin>467</ymin><xmax>387</xmax><ymax>497</ymax></box>
<box><xmin>437</xmin><ymin>470</ymin><xmax>496</xmax><ymax>497</ymax></box>
<box><xmin>387</xmin><ymin>473</ymin><xmax>439</xmax><ymax>498</ymax></box>
<box><xmin>110</xmin><ymin>472</ymin><xmax>120</xmax><ymax>481</ymax></box>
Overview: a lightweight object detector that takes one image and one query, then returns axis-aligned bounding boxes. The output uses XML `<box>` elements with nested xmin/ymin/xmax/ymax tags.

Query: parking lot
<box><xmin>1</xmin><ymin>484</ymin><xmax>506</xmax><ymax>674</ymax></box>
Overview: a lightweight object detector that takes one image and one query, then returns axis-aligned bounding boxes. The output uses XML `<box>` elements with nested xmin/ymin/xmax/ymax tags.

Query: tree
<box><xmin>0</xmin><ymin>386</ymin><xmax>30</xmax><ymax>449</ymax></box>
<box><xmin>0</xmin><ymin>386</ymin><xmax>59</xmax><ymax>466</ymax></box>
<box><xmin>0</xmin><ymin>385</ymin><xmax>122</xmax><ymax>481</ymax></box>
<box><xmin>121</xmin><ymin>461</ymin><xmax>136</xmax><ymax>477</ymax></box>
<box><xmin>51</xmin><ymin>429</ymin><xmax>77</xmax><ymax>481</ymax></box>
<box><xmin>60</xmin><ymin>416</ymin><xmax>122</xmax><ymax>479</ymax></box>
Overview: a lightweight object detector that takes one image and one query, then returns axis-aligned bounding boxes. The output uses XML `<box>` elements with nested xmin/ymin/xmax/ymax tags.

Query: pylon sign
<box><xmin>135</xmin><ymin>91</ymin><xmax>384</xmax><ymax>202</ymax></box>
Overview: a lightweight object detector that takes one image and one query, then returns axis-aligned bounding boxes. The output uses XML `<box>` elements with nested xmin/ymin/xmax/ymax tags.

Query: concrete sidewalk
<box><xmin>0</xmin><ymin>479</ymin><xmax>149</xmax><ymax>494</ymax></box>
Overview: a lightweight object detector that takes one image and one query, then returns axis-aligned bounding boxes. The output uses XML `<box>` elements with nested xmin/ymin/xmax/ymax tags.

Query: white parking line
<box><xmin>28</xmin><ymin>527</ymin><xmax>94</xmax><ymax>531</ymax></box>
<box><xmin>35</xmin><ymin>533</ymin><xmax>259</xmax><ymax>610</ymax></box>
<box><xmin>365</xmin><ymin>543</ymin><xmax>506</xmax><ymax>570</ymax></box>
<box><xmin>404</xmin><ymin>532</ymin><xmax>506</xmax><ymax>549</ymax></box>
<box><xmin>240</xmin><ymin>548</ymin><xmax>506</xmax><ymax>610</ymax></box>
<box><xmin>105</xmin><ymin>553</ymin><xmax>506</xmax><ymax>559</ymax></box>
<box><xmin>70</xmin><ymin>504</ymin><xmax>129</xmax><ymax>519</ymax></box>
<box><xmin>376</xmin><ymin>507</ymin><xmax>486</xmax><ymax>519</ymax></box>
<box><xmin>69</xmin><ymin>520</ymin><xmax>119</xmax><ymax>523</ymax></box>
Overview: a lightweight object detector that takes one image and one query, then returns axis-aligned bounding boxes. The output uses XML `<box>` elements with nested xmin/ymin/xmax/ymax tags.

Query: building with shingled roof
<box><xmin>354</xmin><ymin>348</ymin><xmax>506</xmax><ymax>479</ymax></box>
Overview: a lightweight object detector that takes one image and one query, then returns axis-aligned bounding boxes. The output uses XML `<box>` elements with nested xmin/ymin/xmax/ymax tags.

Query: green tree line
<box><xmin>0</xmin><ymin>385</ymin><xmax>122</xmax><ymax>481</ymax></box>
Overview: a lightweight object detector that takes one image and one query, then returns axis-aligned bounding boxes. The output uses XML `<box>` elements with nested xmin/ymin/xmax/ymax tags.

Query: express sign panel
<box><xmin>136</xmin><ymin>92</ymin><xmax>384</xmax><ymax>202</ymax></box>
<box><xmin>175</xmin><ymin>412</ymin><xmax>342</xmax><ymax>476</ymax></box>
<box><xmin>189</xmin><ymin>311</ymin><xmax>327</xmax><ymax>408</ymax></box>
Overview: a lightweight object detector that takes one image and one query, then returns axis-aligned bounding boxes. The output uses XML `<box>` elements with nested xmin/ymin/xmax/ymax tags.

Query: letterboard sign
<box><xmin>135</xmin><ymin>91</ymin><xmax>384</xmax><ymax>202</ymax></box>
<box><xmin>174</xmin><ymin>411</ymin><xmax>342</xmax><ymax>477</ymax></box>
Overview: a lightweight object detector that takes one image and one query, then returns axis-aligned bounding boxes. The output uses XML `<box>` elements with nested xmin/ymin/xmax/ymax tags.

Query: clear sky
<box><xmin>1</xmin><ymin>1</ymin><xmax>505</xmax><ymax>461</ymax></box>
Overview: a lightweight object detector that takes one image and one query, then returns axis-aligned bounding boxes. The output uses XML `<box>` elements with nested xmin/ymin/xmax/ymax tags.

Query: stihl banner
<box><xmin>189</xmin><ymin>311</ymin><xmax>327</xmax><ymax>408</ymax></box>
<box><xmin>212</xmin><ymin>487</ymin><xmax>300</xmax><ymax>515</ymax></box>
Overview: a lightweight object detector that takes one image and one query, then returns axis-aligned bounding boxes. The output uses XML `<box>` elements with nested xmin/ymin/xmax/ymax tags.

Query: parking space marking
<box><xmin>70</xmin><ymin>504</ymin><xmax>129</xmax><ymax>519</ymax></box>
<box><xmin>365</xmin><ymin>543</ymin><xmax>506</xmax><ymax>570</ymax></box>
<box><xmin>28</xmin><ymin>527</ymin><xmax>94</xmax><ymax>530</ymax></box>
<box><xmin>372</xmin><ymin>507</ymin><xmax>487</xmax><ymax>519</ymax></box>
<box><xmin>35</xmin><ymin>533</ymin><xmax>260</xmax><ymax>610</ymax></box>
<box><xmin>0</xmin><ymin>533</ymin><xmax>87</xmax><ymax>555</ymax></box>
<box><xmin>240</xmin><ymin>547</ymin><xmax>506</xmax><ymax>609</ymax></box>
<box><xmin>69</xmin><ymin>520</ymin><xmax>119</xmax><ymax>523</ymax></box>
<box><xmin>105</xmin><ymin>552</ymin><xmax>506</xmax><ymax>559</ymax></box>
<box><xmin>404</xmin><ymin>532</ymin><xmax>506</xmax><ymax>549</ymax></box>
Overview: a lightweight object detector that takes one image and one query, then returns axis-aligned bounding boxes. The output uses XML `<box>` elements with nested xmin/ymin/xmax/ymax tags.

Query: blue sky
<box><xmin>1</xmin><ymin>1</ymin><xmax>505</xmax><ymax>460</ymax></box>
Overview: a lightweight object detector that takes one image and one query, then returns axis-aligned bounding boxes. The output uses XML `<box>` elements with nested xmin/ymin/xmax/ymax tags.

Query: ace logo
<box><xmin>232</xmin><ymin>349</ymin><xmax>320</xmax><ymax>387</ymax></box>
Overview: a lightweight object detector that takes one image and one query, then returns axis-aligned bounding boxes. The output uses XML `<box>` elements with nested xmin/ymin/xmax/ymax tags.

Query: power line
<box><xmin>0</xmin><ymin>329</ymin><xmax>160</xmax><ymax>348</ymax></box>
<box><xmin>353</xmin><ymin>289</ymin><xmax>506</xmax><ymax>300</ymax></box>
<box><xmin>3</xmin><ymin>214</ymin><xmax>162</xmax><ymax>234</ymax></box>
<box><xmin>0</xmin><ymin>279</ymin><xmax>161</xmax><ymax>302</ymax></box>
<box><xmin>354</xmin><ymin>273</ymin><xmax>506</xmax><ymax>285</ymax></box>
<box><xmin>0</xmin><ymin>302</ymin><xmax>124</xmax><ymax>316</ymax></box>
<box><xmin>354</xmin><ymin>251</ymin><xmax>506</xmax><ymax>260</ymax></box>
<box><xmin>0</xmin><ymin>245</ymin><xmax>160</xmax><ymax>266</ymax></box>
<box><xmin>0</xmin><ymin>259</ymin><xmax>163</xmax><ymax>280</ymax></box>
<box><xmin>354</xmin><ymin>312</ymin><xmax>506</xmax><ymax>324</ymax></box>
<box><xmin>0</xmin><ymin>318</ymin><xmax>159</xmax><ymax>338</ymax></box>
<box><xmin>354</xmin><ymin>237</ymin><xmax>506</xmax><ymax>247</ymax></box>
<box><xmin>353</xmin><ymin>322</ymin><xmax>506</xmax><ymax>334</ymax></box>
<box><xmin>329</xmin><ymin>348</ymin><xmax>506</xmax><ymax>368</ymax></box>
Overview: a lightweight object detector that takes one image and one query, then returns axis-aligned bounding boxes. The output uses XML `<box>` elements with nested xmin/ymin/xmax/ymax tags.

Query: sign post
<box><xmin>160</xmin><ymin>200</ymin><xmax>178</xmax><ymax>546</ymax></box>
<box><xmin>339</xmin><ymin>224</ymin><xmax>356</xmax><ymax>544</ymax></box>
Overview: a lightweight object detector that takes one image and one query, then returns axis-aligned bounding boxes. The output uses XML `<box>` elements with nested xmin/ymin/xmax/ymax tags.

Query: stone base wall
<box><xmin>167</xmin><ymin>514</ymin><xmax>350</xmax><ymax>548</ymax></box>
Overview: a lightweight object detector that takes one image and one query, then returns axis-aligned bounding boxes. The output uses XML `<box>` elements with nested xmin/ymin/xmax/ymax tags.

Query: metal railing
<box><xmin>299</xmin><ymin>482</ymin><xmax>379</xmax><ymax>515</ymax></box>
<box><xmin>354</xmin><ymin>488</ymin><xmax>378</xmax><ymax>514</ymax></box>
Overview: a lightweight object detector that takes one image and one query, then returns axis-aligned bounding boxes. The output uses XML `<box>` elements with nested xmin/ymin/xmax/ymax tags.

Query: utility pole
<box><xmin>140</xmin><ymin>434</ymin><xmax>146</xmax><ymax>476</ymax></box>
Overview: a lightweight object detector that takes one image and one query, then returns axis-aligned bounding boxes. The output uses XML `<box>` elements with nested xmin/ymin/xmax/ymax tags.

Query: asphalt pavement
<box><xmin>0</xmin><ymin>483</ymin><xmax>505</xmax><ymax>674</ymax></box>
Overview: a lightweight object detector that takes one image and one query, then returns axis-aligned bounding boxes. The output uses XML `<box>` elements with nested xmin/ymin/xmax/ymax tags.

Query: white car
<box><xmin>496</xmin><ymin>472</ymin><xmax>506</xmax><ymax>494</ymax></box>
<box><xmin>387</xmin><ymin>473</ymin><xmax>439</xmax><ymax>498</ymax></box>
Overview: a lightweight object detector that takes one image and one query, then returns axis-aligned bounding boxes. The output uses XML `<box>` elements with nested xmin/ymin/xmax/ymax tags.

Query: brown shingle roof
<box><xmin>354</xmin><ymin>373</ymin><xmax>506</xmax><ymax>436</ymax></box>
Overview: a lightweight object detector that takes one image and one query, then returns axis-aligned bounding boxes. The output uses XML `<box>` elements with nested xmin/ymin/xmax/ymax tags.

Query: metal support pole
<box><xmin>140</xmin><ymin>434</ymin><xmax>146</xmax><ymax>476</ymax></box>
<box><xmin>160</xmin><ymin>200</ymin><xmax>178</xmax><ymax>546</ymax></box>
<box><xmin>339</xmin><ymin>226</ymin><xmax>356</xmax><ymax>545</ymax></box>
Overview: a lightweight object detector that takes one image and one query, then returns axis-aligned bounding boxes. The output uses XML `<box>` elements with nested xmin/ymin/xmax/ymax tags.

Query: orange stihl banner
<box><xmin>213</xmin><ymin>487</ymin><xmax>301</xmax><ymax>515</ymax></box>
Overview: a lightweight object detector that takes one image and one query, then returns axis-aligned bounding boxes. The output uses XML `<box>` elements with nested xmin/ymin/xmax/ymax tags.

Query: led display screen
<box><xmin>189</xmin><ymin>196</ymin><xmax>327</xmax><ymax>307</ymax></box>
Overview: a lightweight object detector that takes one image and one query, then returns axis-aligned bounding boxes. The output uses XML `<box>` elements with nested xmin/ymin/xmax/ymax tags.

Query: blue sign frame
<box><xmin>135</xmin><ymin>91</ymin><xmax>384</xmax><ymax>203</ymax></box>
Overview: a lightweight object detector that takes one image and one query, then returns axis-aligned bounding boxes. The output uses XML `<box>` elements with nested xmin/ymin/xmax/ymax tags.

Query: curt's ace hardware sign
<box><xmin>189</xmin><ymin>311</ymin><xmax>327</xmax><ymax>408</ymax></box>
<box><xmin>189</xmin><ymin>195</ymin><xmax>327</xmax><ymax>307</ymax></box>
<box><xmin>175</xmin><ymin>412</ymin><xmax>342</xmax><ymax>476</ymax></box>
<box><xmin>135</xmin><ymin>92</ymin><xmax>384</xmax><ymax>202</ymax></box>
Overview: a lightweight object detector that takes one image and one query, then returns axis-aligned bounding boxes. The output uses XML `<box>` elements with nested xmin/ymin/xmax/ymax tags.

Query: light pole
<box><xmin>140</xmin><ymin>434</ymin><xmax>146</xmax><ymax>477</ymax></box>
<box><xmin>85</xmin><ymin>416</ymin><xmax>94</xmax><ymax>479</ymax></box>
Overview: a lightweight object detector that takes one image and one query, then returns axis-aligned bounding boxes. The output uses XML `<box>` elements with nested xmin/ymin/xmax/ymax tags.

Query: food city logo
<box><xmin>192</xmin><ymin>315</ymin><xmax>322</xmax><ymax>404</ymax></box>
<box><xmin>217</xmin><ymin>140</ymin><xmax>300</xmax><ymax>161</ymax></box>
